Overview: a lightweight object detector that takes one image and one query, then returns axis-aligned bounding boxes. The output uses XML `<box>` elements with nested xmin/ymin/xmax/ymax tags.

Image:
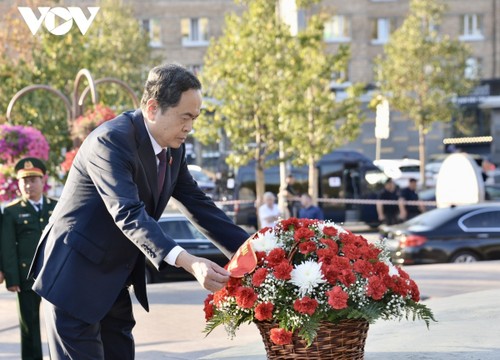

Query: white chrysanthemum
<box><xmin>317</xmin><ymin>221</ymin><xmax>347</xmax><ymax>235</ymax></box>
<box><xmin>251</xmin><ymin>230</ymin><xmax>281</xmax><ymax>253</ymax></box>
<box><xmin>290</xmin><ymin>260</ymin><xmax>326</xmax><ymax>297</ymax></box>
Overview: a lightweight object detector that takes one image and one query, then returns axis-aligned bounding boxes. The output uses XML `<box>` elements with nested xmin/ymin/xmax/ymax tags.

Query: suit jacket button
<box><xmin>40</xmin><ymin>218</ymin><xmax>44</xmax><ymax>222</ymax></box>
<box><xmin>21</xmin><ymin>263</ymin><xmax>27</xmax><ymax>268</ymax></box>
<box><xmin>24</xmin><ymin>220</ymin><xmax>28</xmax><ymax>224</ymax></box>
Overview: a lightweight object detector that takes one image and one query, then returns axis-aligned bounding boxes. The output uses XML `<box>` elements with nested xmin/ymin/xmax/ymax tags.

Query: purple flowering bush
<box><xmin>0</xmin><ymin>124</ymin><xmax>50</xmax><ymax>202</ymax></box>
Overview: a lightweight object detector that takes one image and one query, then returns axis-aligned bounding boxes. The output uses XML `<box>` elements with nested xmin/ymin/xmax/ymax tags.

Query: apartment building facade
<box><xmin>3</xmin><ymin>0</ymin><xmax>500</xmax><ymax>164</ymax></box>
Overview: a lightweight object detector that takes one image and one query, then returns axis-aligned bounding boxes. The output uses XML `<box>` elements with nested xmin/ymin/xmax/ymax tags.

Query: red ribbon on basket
<box><xmin>226</xmin><ymin>237</ymin><xmax>257</xmax><ymax>278</ymax></box>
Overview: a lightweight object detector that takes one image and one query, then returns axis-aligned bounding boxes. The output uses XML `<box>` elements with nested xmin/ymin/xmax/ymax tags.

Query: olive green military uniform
<box><xmin>1</xmin><ymin>196</ymin><xmax>56</xmax><ymax>360</ymax></box>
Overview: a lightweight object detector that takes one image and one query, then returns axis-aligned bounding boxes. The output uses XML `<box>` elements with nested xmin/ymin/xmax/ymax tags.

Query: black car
<box><xmin>380</xmin><ymin>203</ymin><xmax>500</xmax><ymax>265</ymax></box>
<box><xmin>145</xmin><ymin>214</ymin><xmax>230</xmax><ymax>283</ymax></box>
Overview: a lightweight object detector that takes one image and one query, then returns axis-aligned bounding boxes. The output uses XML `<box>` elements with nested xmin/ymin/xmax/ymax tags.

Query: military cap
<box><xmin>15</xmin><ymin>157</ymin><xmax>47</xmax><ymax>179</ymax></box>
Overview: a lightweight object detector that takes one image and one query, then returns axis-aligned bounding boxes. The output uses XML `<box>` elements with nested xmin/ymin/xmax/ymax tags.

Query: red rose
<box><xmin>293</xmin><ymin>296</ymin><xmax>318</xmax><ymax>315</ymax></box>
<box><xmin>294</xmin><ymin>227</ymin><xmax>315</xmax><ymax>242</ymax></box>
<box><xmin>270</xmin><ymin>327</ymin><xmax>293</xmax><ymax>345</ymax></box>
<box><xmin>255</xmin><ymin>302</ymin><xmax>274</xmax><ymax>321</ymax></box>
<box><xmin>267</xmin><ymin>248</ymin><xmax>286</xmax><ymax>267</ymax></box>
<box><xmin>299</xmin><ymin>240</ymin><xmax>317</xmax><ymax>255</ymax></box>
<box><xmin>273</xmin><ymin>260</ymin><xmax>293</xmax><ymax>280</ymax></box>
<box><xmin>326</xmin><ymin>286</ymin><xmax>349</xmax><ymax>309</ymax></box>
<box><xmin>252</xmin><ymin>268</ymin><xmax>268</xmax><ymax>287</ymax></box>
<box><xmin>235</xmin><ymin>287</ymin><xmax>258</xmax><ymax>308</ymax></box>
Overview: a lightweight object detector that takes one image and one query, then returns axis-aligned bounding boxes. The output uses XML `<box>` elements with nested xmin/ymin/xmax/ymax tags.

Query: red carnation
<box><xmin>326</xmin><ymin>286</ymin><xmax>349</xmax><ymax>309</ymax></box>
<box><xmin>235</xmin><ymin>287</ymin><xmax>258</xmax><ymax>308</ymax></box>
<box><xmin>353</xmin><ymin>259</ymin><xmax>374</xmax><ymax>278</ymax></box>
<box><xmin>213</xmin><ymin>288</ymin><xmax>228</xmax><ymax>305</ymax></box>
<box><xmin>252</xmin><ymin>268</ymin><xmax>268</xmax><ymax>287</ymax></box>
<box><xmin>273</xmin><ymin>260</ymin><xmax>293</xmax><ymax>280</ymax></box>
<box><xmin>322</xmin><ymin>226</ymin><xmax>338</xmax><ymax>237</ymax></box>
<box><xmin>294</xmin><ymin>227</ymin><xmax>315</xmax><ymax>242</ymax></box>
<box><xmin>203</xmin><ymin>294</ymin><xmax>214</xmax><ymax>321</ymax></box>
<box><xmin>299</xmin><ymin>240</ymin><xmax>317</xmax><ymax>255</ymax></box>
<box><xmin>367</xmin><ymin>275</ymin><xmax>387</xmax><ymax>300</ymax></box>
<box><xmin>293</xmin><ymin>296</ymin><xmax>318</xmax><ymax>316</ymax></box>
<box><xmin>267</xmin><ymin>248</ymin><xmax>286</xmax><ymax>267</ymax></box>
<box><xmin>280</xmin><ymin>217</ymin><xmax>300</xmax><ymax>231</ymax></box>
<box><xmin>270</xmin><ymin>327</ymin><xmax>293</xmax><ymax>345</ymax></box>
<box><xmin>255</xmin><ymin>302</ymin><xmax>274</xmax><ymax>321</ymax></box>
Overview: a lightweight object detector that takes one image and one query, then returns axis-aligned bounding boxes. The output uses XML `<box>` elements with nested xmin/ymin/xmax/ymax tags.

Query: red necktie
<box><xmin>157</xmin><ymin>149</ymin><xmax>167</xmax><ymax>193</ymax></box>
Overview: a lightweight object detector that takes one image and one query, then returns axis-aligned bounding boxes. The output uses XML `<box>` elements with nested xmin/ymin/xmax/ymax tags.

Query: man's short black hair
<box><xmin>140</xmin><ymin>63</ymin><xmax>201</xmax><ymax>112</ymax></box>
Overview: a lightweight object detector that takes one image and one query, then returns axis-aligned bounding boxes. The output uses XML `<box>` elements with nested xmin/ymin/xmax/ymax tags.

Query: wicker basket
<box><xmin>255</xmin><ymin>319</ymin><xmax>369</xmax><ymax>360</ymax></box>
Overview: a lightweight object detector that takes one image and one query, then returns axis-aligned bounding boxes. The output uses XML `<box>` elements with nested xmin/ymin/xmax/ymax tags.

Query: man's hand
<box><xmin>175</xmin><ymin>251</ymin><xmax>230</xmax><ymax>292</ymax></box>
<box><xmin>8</xmin><ymin>285</ymin><xmax>20</xmax><ymax>292</ymax></box>
<box><xmin>0</xmin><ymin>271</ymin><xmax>4</xmax><ymax>284</ymax></box>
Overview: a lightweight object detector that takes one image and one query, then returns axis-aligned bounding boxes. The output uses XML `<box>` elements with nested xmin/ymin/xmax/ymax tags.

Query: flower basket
<box><xmin>203</xmin><ymin>218</ymin><xmax>435</xmax><ymax>355</ymax></box>
<box><xmin>256</xmin><ymin>319</ymin><xmax>369</xmax><ymax>360</ymax></box>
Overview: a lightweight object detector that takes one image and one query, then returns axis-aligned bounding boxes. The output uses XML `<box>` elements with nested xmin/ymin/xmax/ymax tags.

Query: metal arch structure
<box><xmin>78</xmin><ymin>77</ymin><xmax>140</xmax><ymax>109</ymax></box>
<box><xmin>6</xmin><ymin>84</ymin><xmax>73</xmax><ymax>126</ymax></box>
<box><xmin>72</xmin><ymin>68</ymin><xmax>99</xmax><ymax>119</ymax></box>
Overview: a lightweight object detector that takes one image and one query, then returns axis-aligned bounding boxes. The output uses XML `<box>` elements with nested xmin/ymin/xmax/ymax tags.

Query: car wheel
<box><xmin>450</xmin><ymin>251</ymin><xmax>480</xmax><ymax>263</ymax></box>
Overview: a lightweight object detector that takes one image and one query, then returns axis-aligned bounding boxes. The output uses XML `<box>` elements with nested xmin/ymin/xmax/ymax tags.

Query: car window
<box><xmin>185</xmin><ymin>222</ymin><xmax>206</xmax><ymax>240</ymax></box>
<box><xmin>399</xmin><ymin>165</ymin><xmax>420</xmax><ymax>173</ymax></box>
<box><xmin>159</xmin><ymin>220</ymin><xmax>193</xmax><ymax>239</ymax></box>
<box><xmin>459</xmin><ymin>209</ymin><xmax>500</xmax><ymax>232</ymax></box>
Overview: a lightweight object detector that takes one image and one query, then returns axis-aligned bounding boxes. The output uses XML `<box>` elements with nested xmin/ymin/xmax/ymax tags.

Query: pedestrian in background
<box><xmin>29</xmin><ymin>64</ymin><xmax>249</xmax><ymax>360</ymax></box>
<box><xmin>377</xmin><ymin>178</ymin><xmax>400</xmax><ymax>225</ymax></box>
<box><xmin>258</xmin><ymin>192</ymin><xmax>281</xmax><ymax>228</ymax></box>
<box><xmin>399</xmin><ymin>178</ymin><xmax>425</xmax><ymax>221</ymax></box>
<box><xmin>298</xmin><ymin>193</ymin><xmax>324</xmax><ymax>220</ymax></box>
<box><xmin>1</xmin><ymin>157</ymin><xmax>57</xmax><ymax>360</ymax></box>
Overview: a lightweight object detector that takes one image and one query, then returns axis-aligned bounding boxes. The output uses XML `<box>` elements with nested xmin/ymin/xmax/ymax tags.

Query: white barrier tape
<box><xmin>214</xmin><ymin>198</ymin><xmax>437</xmax><ymax>207</ymax></box>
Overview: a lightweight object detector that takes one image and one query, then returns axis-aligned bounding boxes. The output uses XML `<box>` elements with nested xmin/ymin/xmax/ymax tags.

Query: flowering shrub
<box><xmin>0</xmin><ymin>124</ymin><xmax>50</xmax><ymax>201</ymax></box>
<box><xmin>71</xmin><ymin>104</ymin><xmax>116</xmax><ymax>145</ymax></box>
<box><xmin>203</xmin><ymin>218</ymin><xmax>435</xmax><ymax>346</ymax></box>
<box><xmin>61</xmin><ymin>105</ymin><xmax>116</xmax><ymax>173</ymax></box>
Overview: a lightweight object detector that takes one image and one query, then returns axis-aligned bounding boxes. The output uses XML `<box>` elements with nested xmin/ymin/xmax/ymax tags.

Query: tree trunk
<box><xmin>308</xmin><ymin>155</ymin><xmax>319</xmax><ymax>204</ymax></box>
<box><xmin>418</xmin><ymin>122</ymin><xmax>427</xmax><ymax>189</ymax></box>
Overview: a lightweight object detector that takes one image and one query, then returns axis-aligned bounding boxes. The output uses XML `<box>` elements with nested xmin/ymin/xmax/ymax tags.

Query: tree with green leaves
<box><xmin>375</xmin><ymin>0</ymin><xmax>474</xmax><ymax>188</ymax></box>
<box><xmin>283</xmin><ymin>13</ymin><xmax>364</xmax><ymax>201</ymax></box>
<box><xmin>197</xmin><ymin>0</ymin><xmax>364</xmax><ymax>208</ymax></box>
<box><xmin>196</xmin><ymin>0</ymin><xmax>295</xmax><ymax>206</ymax></box>
<box><xmin>0</xmin><ymin>0</ymin><xmax>157</xmax><ymax>177</ymax></box>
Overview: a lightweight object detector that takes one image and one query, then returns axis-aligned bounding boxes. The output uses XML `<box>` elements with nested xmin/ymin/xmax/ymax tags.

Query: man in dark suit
<box><xmin>29</xmin><ymin>64</ymin><xmax>250</xmax><ymax>359</ymax></box>
<box><xmin>2</xmin><ymin>157</ymin><xmax>57</xmax><ymax>360</ymax></box>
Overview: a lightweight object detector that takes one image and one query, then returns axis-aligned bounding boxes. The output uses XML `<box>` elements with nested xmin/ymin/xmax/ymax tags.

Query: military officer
<box><xmin>1</xmin><ymin>157</ymin><xmax>57</xmax><ymax>360</ymax></box>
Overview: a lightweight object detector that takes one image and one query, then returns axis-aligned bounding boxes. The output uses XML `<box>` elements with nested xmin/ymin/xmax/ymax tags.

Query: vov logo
<box><xmin>18</xmin><ymin>7</ymin><xmax>100</xmax><ymax>36</ymax></box>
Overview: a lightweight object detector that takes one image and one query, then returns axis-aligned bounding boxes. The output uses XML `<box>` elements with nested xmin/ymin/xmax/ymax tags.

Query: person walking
<box><xmin>376</xmin><ymin>178</ymin><xmax>400</xmax><ymax>225</ymax></box>
<box><xmin>29</xmin><ymin>64</ymin><xmax>249</xmax><ymax>360</ymax></box>
<box><xmin>258</xmin><ymin>192</ymin><xmax>281</xmax><ymax>229</ymax></box>
<box><xmin>281</xmin><ymin>174</ymin><xmax>299</xmax><ymax>218</ymax></box>
<box><xmin>298</xmin><ymin>193</ymin><xmax>324</xmax><ymax>220</ymax></box>
<box><xmin>398</xmin><ymin>178</ymin><xmax>425</xmax><ymax>221</ymax></box>
<box><xmin>1</xmin><ymin>157</ymin><xmax>57</xmax><ymax>360</ymax></box>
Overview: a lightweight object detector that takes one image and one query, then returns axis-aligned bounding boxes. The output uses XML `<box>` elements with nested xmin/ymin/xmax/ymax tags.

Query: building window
<box><xmin>324</xmin><ymin>15</ymin><xmax>350</xmax><ymax>42</ymax></box>
<box><xmin>371</xmin><ymin>18</ymin><xmax>395</xmax><ymax>44</ymax></box>
<box><xmin>181</xmin><ymin>17</ymin><xmax>209</xmax><ymax>46</ymax></box>
<box><xmin>464</xmin><ymin>57</ymin><xmax>482</xmax><ymax>79</ymax></box>
<box><xmin>459</xmin><ymin>14</ymin><xmax>484</xmax><ymax>41</ymax></box>
<box><xmin>142</xmin><ymin>19</ymin><xmax>162</xmax><ymax>47</ymax></box>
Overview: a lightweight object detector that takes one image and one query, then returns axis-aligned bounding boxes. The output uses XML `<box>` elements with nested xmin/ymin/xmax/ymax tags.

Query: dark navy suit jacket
<box><xmin>29</xmin><ymin>109</ymin><xmax>249</xmax><ymax>323</ymax></box>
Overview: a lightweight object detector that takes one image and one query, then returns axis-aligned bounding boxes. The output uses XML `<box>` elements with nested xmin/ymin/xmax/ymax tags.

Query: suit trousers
<box><xmin>17</xmin><ymin>289</ymin><xmax>42</xmax><ymax>360</ymax></box>
<box><xmin>43</xmin><ymin>288</ymin><xmax>136</xmax><ymax>360</ymax></box>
